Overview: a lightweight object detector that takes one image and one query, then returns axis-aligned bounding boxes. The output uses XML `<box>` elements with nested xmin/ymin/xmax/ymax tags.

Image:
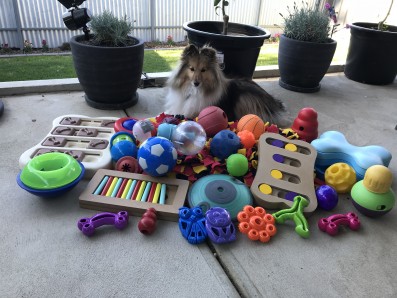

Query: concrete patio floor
<box><xmin>0</xmin><ymin>73</ymin><xmax>396</xmax><ymax>298</ymax></box>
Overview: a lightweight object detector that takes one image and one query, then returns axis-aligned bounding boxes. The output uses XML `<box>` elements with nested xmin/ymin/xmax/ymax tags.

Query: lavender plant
<box><xmin>89</xmin><ymin>11</ymin><xmax>134</xmax><ymax>47</ymax></box>
<box><xmin>280</xmin><ymin>2</ymin><xmax>331</xmax><ymax>43</ymax></box>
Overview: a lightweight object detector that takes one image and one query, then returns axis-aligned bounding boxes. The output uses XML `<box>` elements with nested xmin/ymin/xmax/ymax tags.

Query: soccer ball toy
<box><xmin>138</xmin><ymin>137</ymin><xmax>178</xmax><ymax>176</ymax></box>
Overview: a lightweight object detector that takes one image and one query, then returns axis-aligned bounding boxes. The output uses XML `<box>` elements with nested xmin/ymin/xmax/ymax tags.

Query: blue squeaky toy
<box><xmin>178</xmin><ymin>206</ymin><xmax>207</xmax><ymax>244</ymax></box>
<box><xmin>137</xmin><ymin>137</ymin><xmax>177</xmax><ymax>176</ymax></box>
<box><xmin>210</xmin><ymin>130</ymin><xmax>241</xmax><ymax>160</ymax></box>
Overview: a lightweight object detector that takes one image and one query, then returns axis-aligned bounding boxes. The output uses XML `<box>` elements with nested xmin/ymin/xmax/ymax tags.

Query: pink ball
<box><xmin>197</xmin><ymin>106</ymin><xmax>228</xmax><ymax>137</ymax></box>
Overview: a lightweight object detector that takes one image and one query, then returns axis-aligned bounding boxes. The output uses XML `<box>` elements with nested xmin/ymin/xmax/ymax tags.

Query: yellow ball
<box><xmin>325</xmin><ymin>163</ymin><xmax>357</xmax><ymax>193</ymax></box>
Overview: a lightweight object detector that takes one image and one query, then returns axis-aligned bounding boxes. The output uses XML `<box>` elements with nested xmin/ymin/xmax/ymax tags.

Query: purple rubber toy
<box><xmin>78</xmin><ymin>211</ymin><xmax>129</xmax><ymax>236</ymax></box>
<box><xmin>205</xmin><ymin>207</ymin><xmax>236</xmax><ymax>244</ymax></box>
<box><xmin>318</xmin><ymin>212</ymin><xmax>360</xmax><ymax>236</ymax></box>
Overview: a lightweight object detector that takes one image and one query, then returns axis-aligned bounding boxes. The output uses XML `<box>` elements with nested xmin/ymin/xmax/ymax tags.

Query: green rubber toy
<box><xmin>272</xmin><ymin>195</ymin><xmax>310</xmax><ymax>238</ymax></box>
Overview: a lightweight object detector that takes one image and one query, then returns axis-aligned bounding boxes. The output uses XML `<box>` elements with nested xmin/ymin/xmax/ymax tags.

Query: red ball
<box><xmin>197</xmin><ymin>106</ymin><xmax>229</xmax><ymax>137</ymax></box>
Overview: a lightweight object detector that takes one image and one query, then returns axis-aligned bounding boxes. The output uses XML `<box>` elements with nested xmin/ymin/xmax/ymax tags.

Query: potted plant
<box><xmin>183</xmin><ymin>0</ymin><xmax>270</xmax><ymax>79</ymax></box>
<box><xmin>344</xmin><ymin>0</ymin><xmax>397</xmax><ymax>85</ymax></box>
<box><xmin>277</xmin><ymin>2</ymin><xmax>337</xmax><ymax>93</ymax></box>
<box><xmin>70</xmin><ymin>11</ymin><xmax>144</xmax><ymax>109</ymax></box>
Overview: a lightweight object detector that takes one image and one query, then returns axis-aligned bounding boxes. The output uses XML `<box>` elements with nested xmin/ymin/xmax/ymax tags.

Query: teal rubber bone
<box><xmin>272</xmin><ymin>196</ymin><xmax>310</xmax><ymax>238</ymax></box>
<box><xmin>311</xmin><ymin>131</ymin><xmax>392</xmax><ymax>180</ymax></box>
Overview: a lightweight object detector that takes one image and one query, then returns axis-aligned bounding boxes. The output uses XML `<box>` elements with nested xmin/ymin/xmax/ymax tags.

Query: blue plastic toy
<box><xmin>137</xmin><ymin>137</ymin><xmax>177</xmax><ymax>177</ymax></box>
<box><xmin>311</xmin><ymin>131</ymin><xmax>392</xmax><ymax>180</ymax></box>
<box><xmin>210</xmin><ymin>130</ymin><xmax>241</xmax><ymax>160</ymax></box>
<box><xmin>178</xmin><ymin>207</ymin><xmax>207</xmax><ymax>244</ymax></box>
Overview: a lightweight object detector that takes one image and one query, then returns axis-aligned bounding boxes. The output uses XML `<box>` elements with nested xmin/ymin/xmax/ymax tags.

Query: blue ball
<box><xmin>110</xmin><ymin>140</ymin><xmax>138</xmax><ymax>161</ymax></box>
<box><xmin>138</xmin><ymin>137</ymin><xmax>178</xmax><ymax>176</ymax></box>
<box><xmin>210</xmin><ymin>130</ymin><xmax>241</xmax><ymax>160</ymax></box>
<box><xmin>316</xmin><ymin>185</ymin><xmax>339</xmax><ymax>211</ymax></box>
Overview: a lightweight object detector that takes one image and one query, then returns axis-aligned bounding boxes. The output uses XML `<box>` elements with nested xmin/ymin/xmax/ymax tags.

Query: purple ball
<box><xmin>316</xmin><ymin>185</ymin><xmax>338</xmax><ymax>211</ymax></box>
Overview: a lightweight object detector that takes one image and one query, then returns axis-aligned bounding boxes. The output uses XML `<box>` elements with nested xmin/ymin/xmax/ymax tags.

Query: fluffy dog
<box><xmin>164</xmin><ymin>44</ymin><xmax>290</xmax><ymax>126</ymax></box>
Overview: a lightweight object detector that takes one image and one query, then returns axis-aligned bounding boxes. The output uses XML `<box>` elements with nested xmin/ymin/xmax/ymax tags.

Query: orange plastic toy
<box><xmin>237</xmin><ymin>130</ymin><xmax>256</xmax><ymax>149</ymax></box>
<box><xmin>237</xmin><ymin>205</ymin><xmax>277</xmax><ymax>243</ymax></box>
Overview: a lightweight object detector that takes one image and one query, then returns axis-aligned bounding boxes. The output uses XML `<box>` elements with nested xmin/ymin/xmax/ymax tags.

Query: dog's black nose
<box><xmin>194</xmin><ymin>81</ymin><xmax>200</xmax><ymax>87</ymax></box>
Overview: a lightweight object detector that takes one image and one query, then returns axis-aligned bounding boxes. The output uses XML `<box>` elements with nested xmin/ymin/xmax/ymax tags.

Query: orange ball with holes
<box><xmin>237</xmin><ymin>130</ymin><xmax>256</xmax><ymax>149</ymax></box>
<box><xmin>237</xmin><ymin>114</ymin><xmax>265</xmax><ymax>140</ymax></box>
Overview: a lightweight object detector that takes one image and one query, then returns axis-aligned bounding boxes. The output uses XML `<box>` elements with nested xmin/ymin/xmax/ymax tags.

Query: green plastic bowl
<box><xmin>20</xmin><ymin>152</ymin><xmax>83</xmax><ymax>190</ymax></box>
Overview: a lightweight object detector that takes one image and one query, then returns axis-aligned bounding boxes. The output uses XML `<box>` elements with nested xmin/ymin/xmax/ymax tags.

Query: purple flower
<box><xmin>325</xmin><ymin>3</ymin><xmax>331</xmax><ymax>10</ymax></box>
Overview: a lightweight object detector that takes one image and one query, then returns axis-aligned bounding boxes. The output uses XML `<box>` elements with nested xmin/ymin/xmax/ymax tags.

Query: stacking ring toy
<box><xmin>17</xmin><ymin>152</ymin><xmax>85</xmax><ymax>197</ymax></box>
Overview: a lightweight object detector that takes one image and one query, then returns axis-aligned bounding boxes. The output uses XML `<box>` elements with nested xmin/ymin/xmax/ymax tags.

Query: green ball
<box><xmin>226</xmin><ymin>153</ymin><xmax>249</xmax><ymax>177</ymax></box>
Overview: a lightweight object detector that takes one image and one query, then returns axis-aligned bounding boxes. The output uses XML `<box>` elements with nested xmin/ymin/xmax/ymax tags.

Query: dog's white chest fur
<box><xmin>164</xmin><ymin>85</ymin><xmax>221</xmax><ymax>118</ymax></box>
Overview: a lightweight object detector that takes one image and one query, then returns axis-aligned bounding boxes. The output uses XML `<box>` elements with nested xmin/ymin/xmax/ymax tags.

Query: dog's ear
<box><xmin>200</xmin><ymin>47</ymin><xmax>217</xmax><ymax>62</ymax></box>
<box><xmin>182</xmin><ymin>44</ymin><xmax>199</xmax><ymax>60</ymax></box>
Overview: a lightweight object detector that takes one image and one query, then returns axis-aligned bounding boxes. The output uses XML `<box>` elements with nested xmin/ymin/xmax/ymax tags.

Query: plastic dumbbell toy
<box><xmin>77</xmin><ymin>211</ymin><xmax>129</xmax><ymax>236</ymax></box>
<box><xmin>318</xmin><ymin>213</ymin><xmax>360</xmax><ymax>236</ymax></box>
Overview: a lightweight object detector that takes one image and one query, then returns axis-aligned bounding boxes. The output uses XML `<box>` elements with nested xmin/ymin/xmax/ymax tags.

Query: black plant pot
<box><xmin>70</xmin><ymin>35</ymin><xmax>144</xmax><ymax>109</ymax></box>
<box><xmin>344</xmin><ymin>22</ymin><xmax>397</xmax><ymax>85</ymax></box>
<box><xmin>278</xmin><ymin>34</ymin><xmax>337</xmax><ymax>93</ymax></box>
<box><xmin>183</xmin><ymin>21</ymin><xmax>270</xmax><ymax>79</ymax></box>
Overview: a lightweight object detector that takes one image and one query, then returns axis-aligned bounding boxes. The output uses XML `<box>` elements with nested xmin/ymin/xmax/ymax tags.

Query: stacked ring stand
<box><xmin>251</xmin><ymin>133</ymin><xmax>318</xmax><ymax>215</ymax></box>
<box><xmin>19</xmin><ymin>115</ymin><xmax>118</xmax><ymax>178</ymax></box>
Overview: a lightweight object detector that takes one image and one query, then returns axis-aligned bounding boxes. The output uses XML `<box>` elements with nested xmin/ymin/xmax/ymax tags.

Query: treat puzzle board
<box><xmin>251</xmin><ymin>133</ymin><xmax>318</xmax><ymax>214</ymax></box>
<box><xmin>19</xmin><ymin>115</ymin><xmax>118</xmax><ymax>178</ymax></box>
<box><xmin>79</xmin><ymin>169</ymin><xmax>190</xmax><ymax>221</ymax></box>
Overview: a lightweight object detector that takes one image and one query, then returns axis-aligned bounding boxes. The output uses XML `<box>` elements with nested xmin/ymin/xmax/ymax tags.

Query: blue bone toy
<box><xmin>311</xmin><ymin>131</ymin><xmax>392</xmax><ymax>180</ymax></box>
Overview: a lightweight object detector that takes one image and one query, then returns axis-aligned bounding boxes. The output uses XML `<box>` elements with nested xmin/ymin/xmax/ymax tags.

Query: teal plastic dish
<box><xmin>19</xmin><ymin>152</ymin><xmax>83</xmax><ymax>190</ymax></box>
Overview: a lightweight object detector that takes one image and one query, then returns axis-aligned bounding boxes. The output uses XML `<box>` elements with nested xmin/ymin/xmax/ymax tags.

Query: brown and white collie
<box><xmin>164</xmin><ymin>44</ymin><xmax>290</xmax><ymax>126</ymax></box>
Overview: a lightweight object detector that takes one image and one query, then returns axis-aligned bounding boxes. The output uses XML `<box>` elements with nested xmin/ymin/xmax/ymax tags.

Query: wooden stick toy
<box><xmin>79</xmin><ymin>169</ymin><xmax>190</xmax><ymax>221</ymax></box>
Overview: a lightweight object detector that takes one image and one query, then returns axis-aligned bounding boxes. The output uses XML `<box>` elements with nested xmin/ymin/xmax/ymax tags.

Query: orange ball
<box><xmin>237</xmin><ymin>114</ymin><xmax>265</xmax><ymax>140</ymax></box>
<box><xmin>237</xmin><ymin>130</ymin><xmax>256</xmax><ymax>149</ymax></box>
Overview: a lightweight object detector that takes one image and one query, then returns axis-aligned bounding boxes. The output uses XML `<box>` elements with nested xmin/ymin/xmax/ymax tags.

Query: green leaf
<box><xmin>214</xmin><ymin>0</ymin><xmax>221</xmax><ymax>7</ymax></box>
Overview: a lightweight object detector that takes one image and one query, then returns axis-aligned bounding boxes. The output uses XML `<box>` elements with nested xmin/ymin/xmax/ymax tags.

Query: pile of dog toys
<box><xmin>16</xmin><ymin>106</ymin><xmax>395</xmax><ymax>243</ymax></box>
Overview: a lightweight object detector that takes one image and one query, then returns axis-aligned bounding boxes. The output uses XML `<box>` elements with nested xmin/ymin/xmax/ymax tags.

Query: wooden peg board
<box><xmin>250</xmin><ymin>133</ymin><xmax>318</xmax><ymax>215</ymax></box>
<box><xmin>79</xmin><ymin>169</ymin><xmax>190</xmax><ymax>221</ymax></box>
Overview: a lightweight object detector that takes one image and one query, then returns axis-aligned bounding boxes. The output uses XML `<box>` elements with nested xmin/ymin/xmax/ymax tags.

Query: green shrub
<box><xmin>89</xmin><ymin>10</ymin><xmax>134</xmax><ymax>47</ymax></box>
<box><xmin>59</xmin><ymin>42</ymin><xmax>71</xmax><ymax>51</ymax></box>
<box><xmin>280</xmin><ymin>2</ymin><xmax>330</xmax><ymax>43</ymax></box>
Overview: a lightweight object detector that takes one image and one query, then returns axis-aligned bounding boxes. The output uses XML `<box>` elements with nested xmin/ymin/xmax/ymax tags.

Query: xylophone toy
<box><xmin>79</xmin><ymin>169</ymin><xmax>189</xmax><ymax>221</ymax></box>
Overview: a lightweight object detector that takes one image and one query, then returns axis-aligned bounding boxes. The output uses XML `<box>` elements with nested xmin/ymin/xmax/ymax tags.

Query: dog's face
<box><xmin>178</xmin><ymin>44</ymin><xmax>220</xmax><ymax>89</ymax></box>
